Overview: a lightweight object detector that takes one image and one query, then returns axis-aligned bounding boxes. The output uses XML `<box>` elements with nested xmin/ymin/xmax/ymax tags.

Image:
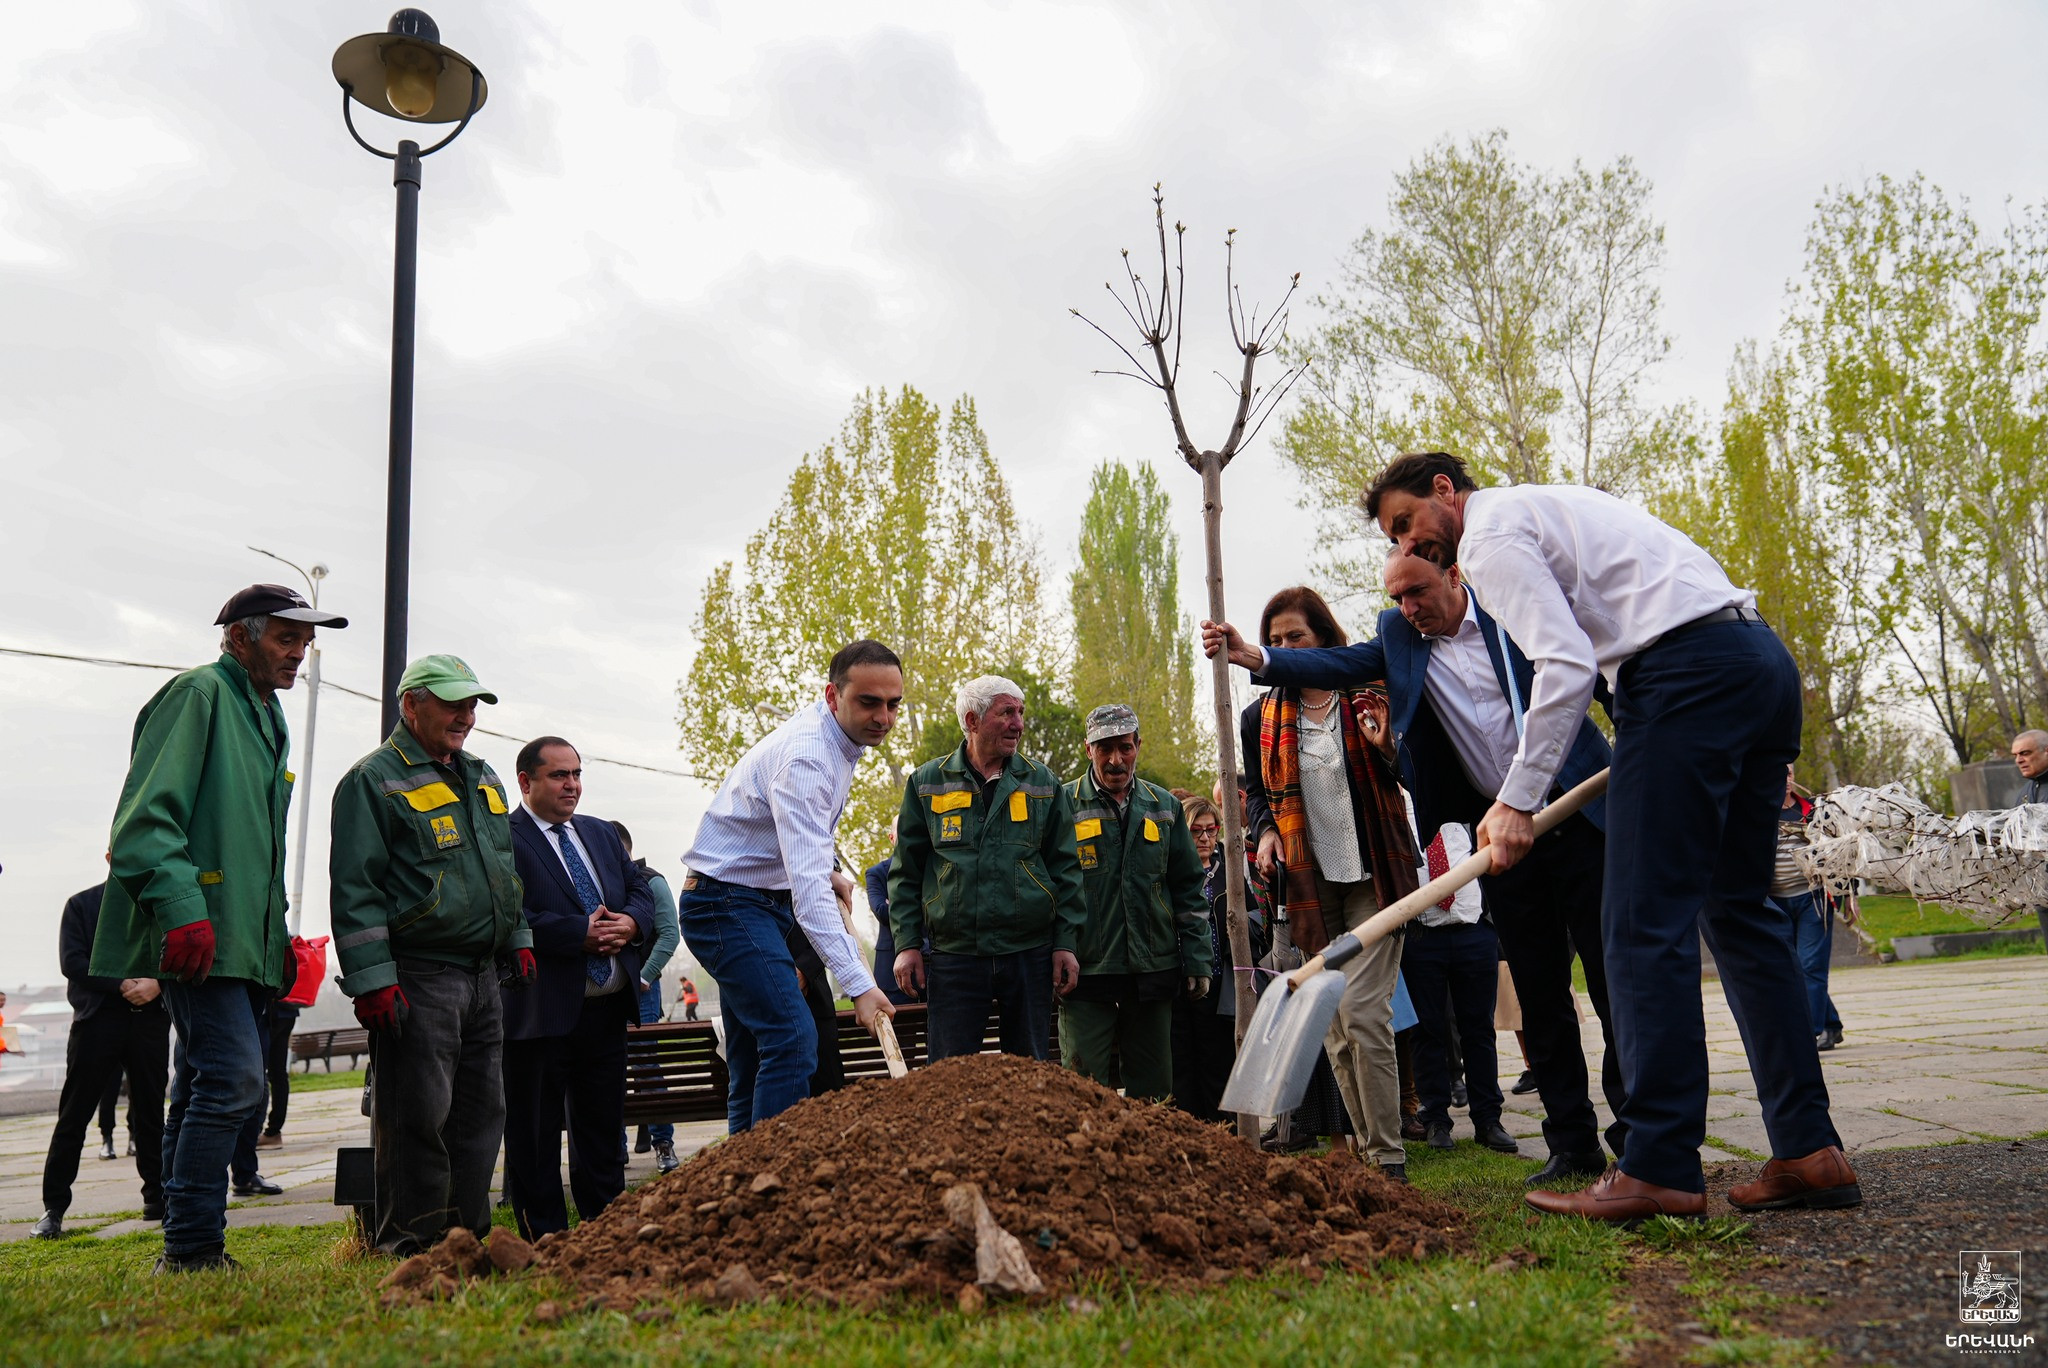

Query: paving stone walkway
<box><xmin>0</xmin><ymin>956</ymin><xmax>2038</xmax><ymax>1241</ymax></box>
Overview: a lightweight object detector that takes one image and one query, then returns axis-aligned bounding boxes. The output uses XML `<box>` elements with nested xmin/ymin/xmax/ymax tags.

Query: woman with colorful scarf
<box><xmin>1240</xmin><ymin>586</ymin><xmax>1420</xmax><ymax>1180</ymax></box>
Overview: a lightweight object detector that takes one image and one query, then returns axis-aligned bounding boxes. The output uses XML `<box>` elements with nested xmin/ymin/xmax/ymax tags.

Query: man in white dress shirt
<box><xmin>1366</xmin><ymin>451</ymin><xmax>1858</xmax><ymax>1223</ymax></box>
<box><xmin>679</xmin><ymin>640</ymin><xmax>901</xmax><ymax>1132</ymax></box>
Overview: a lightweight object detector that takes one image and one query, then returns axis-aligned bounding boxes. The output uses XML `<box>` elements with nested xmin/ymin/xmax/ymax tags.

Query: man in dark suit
<box><xmin>1206</xmin><ymin>551</ymin><xmax>1624</xmax><ymax>1184</ymax></box>
<box><xmin>502</xmin><ymin>736</ymin><xmax>654</xmax><ymax>1240</ymax></box>
<box><xmin>33</xmin><ymin>875</ymin><xmax>171</xmax><ymax>1238</ymax></box>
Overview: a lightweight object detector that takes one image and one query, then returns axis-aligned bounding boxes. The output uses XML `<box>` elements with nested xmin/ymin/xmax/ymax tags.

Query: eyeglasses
<box><xmin>1190</xmin><ymin>824</ymin><xmax>1220</xmax><ymax>838</ymax></box>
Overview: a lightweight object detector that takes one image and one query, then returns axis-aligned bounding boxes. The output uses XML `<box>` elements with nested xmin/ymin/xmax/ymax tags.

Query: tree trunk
<box><xmin>1200</xmin><ymin>451</ymin><xmax>1260</xmax><ymax>1143</ymax></box>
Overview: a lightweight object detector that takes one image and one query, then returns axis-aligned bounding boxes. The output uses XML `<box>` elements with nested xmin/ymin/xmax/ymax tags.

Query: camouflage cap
<box><xmin>1084</xmin><ymin>703</ymin><xmax>1140</xmax><ymax>744</ymax></box>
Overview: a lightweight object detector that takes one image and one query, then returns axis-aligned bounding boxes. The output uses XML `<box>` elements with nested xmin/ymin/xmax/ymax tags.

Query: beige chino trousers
<box><xmin>1315</xmin><ymin>873</ymin><xmax>1405</xmax><ymax>1166</ymax></box>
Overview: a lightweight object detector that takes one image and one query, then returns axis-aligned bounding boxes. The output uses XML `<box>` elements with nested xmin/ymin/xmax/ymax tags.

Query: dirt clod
<box><xmin>537</xmin><ymin>1053</ymin><xmax>1468</xmax><ymax>1306</ymax></box>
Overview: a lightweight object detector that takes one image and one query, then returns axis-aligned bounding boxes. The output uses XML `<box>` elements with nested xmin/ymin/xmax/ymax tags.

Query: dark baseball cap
<box><xmin>214</xmin><ymin>583</ymin><xmax>349</xmax><ymax>628</ymax></box>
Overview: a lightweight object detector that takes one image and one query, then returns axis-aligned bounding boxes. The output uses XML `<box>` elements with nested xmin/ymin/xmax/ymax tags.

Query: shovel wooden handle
<box><xmin>874</xmin><ymin>1011</ymin><xmax>909</xmax><ymax>1078</ymax></box>
<box><xmin>1280</xmin><ymin>767</ymin><xmax>1611</xmax><ymax>991</ymax></box>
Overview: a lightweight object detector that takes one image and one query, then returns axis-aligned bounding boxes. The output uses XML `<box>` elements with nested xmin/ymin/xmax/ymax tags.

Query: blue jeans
<box><xmin>633</xmin><ymin>980</ymin><xmax>673</xmax><ymax>1147</ymax></box>
<box><xmin>1773</xmin><ymin>890</ymin><xmax>1840</xmax><ymax>1034</ymax></box>
<box><xmin>1605</xmin><ymin>619</ymin><xmax>1840</xmax><ymax>1192</ymax></box>
<box><xmin>161</xmin><ymin>979</ymin><xmax>267</xmax><ymax>1258</ymax></box>
<box><xmin>678</xmin><ymin>877</ymin><xmax>814</xmax><ymax>1133</ymax></box>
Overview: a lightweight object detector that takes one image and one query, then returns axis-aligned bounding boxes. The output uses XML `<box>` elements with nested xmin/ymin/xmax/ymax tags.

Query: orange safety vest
<box><xmin>681</xmin><ymin>980</ymin><xmax>699</xmax><ymax>1005</ymax></box>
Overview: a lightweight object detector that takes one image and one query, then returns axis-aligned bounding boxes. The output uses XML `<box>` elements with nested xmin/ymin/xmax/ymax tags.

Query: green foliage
<box><xmin>675</xmin><ymin>387</ymin><xmax>1054</xmax><ymax>874</ymax></box>
<box><xmin>1787</xmin><ymin>173</ymin><xmax>2048</xmax><ymax>762</ymax></box>
<box><xmin>1278</xmin><ymin>130</ymin><xmax>1671</xmax><ymax>600</ymax></box>
<box><xmin>1068</xmin><ymin>462</ymin><xmax>1208</xmax><ymax>792</ymax></box>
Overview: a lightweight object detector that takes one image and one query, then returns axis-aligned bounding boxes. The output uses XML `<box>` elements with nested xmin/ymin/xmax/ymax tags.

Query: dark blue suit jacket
<box><xmin>1254</xmin><ymin>597</ymin><xmax>1609</xmax><ymax>837</ymax></box>
<box><xmin>503</xmin><ymin>806</ymin><xmax>654</xmax><ymax>1041</ymax></box>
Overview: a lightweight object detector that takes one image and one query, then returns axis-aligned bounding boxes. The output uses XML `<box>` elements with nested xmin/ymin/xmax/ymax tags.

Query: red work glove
<box><xmin>508</xmin><ymin>948</ymin><xmax>537</xmax><ymax>989</ymax></box>
<box><xmin>159</xmin><ymin>921</ymin><xmax>216</xmax><ymax>984</ymax></box>
<box><xmin>353</xmin><ymin>984</ymin><xmax>410</xmax><ymax>1037</ymax></box>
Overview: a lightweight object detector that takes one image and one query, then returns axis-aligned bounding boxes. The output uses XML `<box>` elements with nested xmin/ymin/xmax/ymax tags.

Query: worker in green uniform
<box><xmin>329</xmin><ymin>655</ymin><xmax>535</xmax><ymax>1256</ymax></box>
<box><xmin>92</xmin><ymin>583</ymin><xmax>349</xmax><ymax>1272</ymax></box>
<box><xmin>888</xmin><ymin>675</ymin><xmax>1085</xmax><ymax>1062</ymax></box>
<box><xmin>1060</xmin><ymin>704</ymin><xmax>1213</xmax><ymax>1101</ymax></box>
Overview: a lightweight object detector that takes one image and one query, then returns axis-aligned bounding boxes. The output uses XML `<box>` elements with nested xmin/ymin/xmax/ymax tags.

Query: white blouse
<box><xmin>1297</xmin><ymin>705</ymin><xmax>1365</xmax><ymax>884</ymax></box>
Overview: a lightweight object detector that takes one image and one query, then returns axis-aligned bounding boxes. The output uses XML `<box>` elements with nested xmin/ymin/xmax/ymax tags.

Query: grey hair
<box><xmin>220</xmin><ymin>614</ymin><xmax>270</xmax><ymax>651</ymax></box>
<box><xmin>2016</xmin><ymin>729</ymin><xmax>2048</xmax><ymax>750</ymax></box>
<box><xmin>401</xmin><ymin>686</ymin><xmax>436</xmax><ymax>709</ymax></box>
<box><xmin>956</xmin><ymin>675</ymin><xmax>1025</xmax><ymax>729</ymax></box>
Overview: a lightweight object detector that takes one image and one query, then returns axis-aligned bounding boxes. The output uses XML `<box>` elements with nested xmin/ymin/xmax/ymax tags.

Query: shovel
<box><xmin>1219</xmin><ymin>767</ymin><xmax>1610</xmax><ymax>1119</ymax></box>
<box><xmin>875</xmin><ymin>1011</ymin><xmax>910</xmax><ymax>1079</ymax></box>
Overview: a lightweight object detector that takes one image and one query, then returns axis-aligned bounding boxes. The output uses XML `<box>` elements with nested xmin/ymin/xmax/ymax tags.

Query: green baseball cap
<box><xmin>396</xmin><ymin>654</ymin><xmax>498</xmax><ymax>704</ymax></box>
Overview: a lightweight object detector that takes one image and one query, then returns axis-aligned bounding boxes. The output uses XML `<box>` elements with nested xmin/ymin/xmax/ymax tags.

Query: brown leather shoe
<box><xmin>1524</xmin><ymin>1167</ymin><xmax>1707</xmax><ymax>1224</ymax></box>
<box><xmin>1727</xmin><ymin>1146</ymin><xmax>1861</xmax><ymax>1211</ymax></box>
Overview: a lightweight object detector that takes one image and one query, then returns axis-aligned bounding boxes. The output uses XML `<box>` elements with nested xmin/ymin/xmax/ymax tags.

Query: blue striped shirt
<box><xmin>682</xmin><ymin>701</ymin><xmax>877</xmax><ymax>997</ymax></box>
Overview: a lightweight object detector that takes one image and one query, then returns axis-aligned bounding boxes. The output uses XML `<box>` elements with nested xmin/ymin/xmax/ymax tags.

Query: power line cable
<box><xmin>0</xmin><ymin>644</ymin><xmax>714</xmax><ymax>782</ymax></box>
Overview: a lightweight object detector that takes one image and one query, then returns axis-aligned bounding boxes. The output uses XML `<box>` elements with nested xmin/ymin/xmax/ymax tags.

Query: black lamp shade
<box><xmin>332</xmin><ymin>11</ymin><xmax>487</xmax><ymax>124</ymax></box>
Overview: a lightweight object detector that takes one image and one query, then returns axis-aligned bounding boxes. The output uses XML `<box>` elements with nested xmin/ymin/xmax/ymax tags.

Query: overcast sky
<box><xmin>4</xmin><ymin>0</ymin><xmax>2045</xmax><ymax>987</ymax></box>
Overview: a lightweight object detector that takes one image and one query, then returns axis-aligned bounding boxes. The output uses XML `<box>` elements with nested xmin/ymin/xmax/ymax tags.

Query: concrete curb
<box><xmin>1892</xmin><ymin>927</ymin><xmax>2043</xmax><ymax>960</ymax></box>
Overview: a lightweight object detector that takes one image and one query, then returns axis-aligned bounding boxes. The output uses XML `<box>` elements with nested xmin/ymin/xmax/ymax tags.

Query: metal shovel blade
<box><xmin>1217</xmin><ymin>967</ymin><xmax>1349</xmax><ymax>1119</ymax></box>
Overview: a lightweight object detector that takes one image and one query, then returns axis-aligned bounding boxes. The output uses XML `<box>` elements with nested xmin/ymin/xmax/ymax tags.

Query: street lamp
<box><xmin>331</xmin><ymin>9</ymin><xmax>488</xmax><ymax>737</ymax></box>
<box><xmin>250</xmin><ymin>547</ymin><xmax>329</xmax><ymax>937</ymax></box>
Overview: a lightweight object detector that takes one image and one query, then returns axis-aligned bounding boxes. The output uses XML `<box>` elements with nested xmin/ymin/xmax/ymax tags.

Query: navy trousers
<box><xmin>1605</xmin><ymin>618</ymin><xmax>1840</xmax><ymax>1193</ymax></box>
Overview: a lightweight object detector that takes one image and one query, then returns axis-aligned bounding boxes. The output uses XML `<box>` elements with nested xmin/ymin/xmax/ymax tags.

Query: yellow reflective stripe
<box><xmin>479</xmin><ymin>783</ymin><xmax>508</xmax><ymax>815</ymax></box>
<box><xmin>929</xmin><ymin>791</ymin><xmax>973</xmax><ymax>814</ymax></box>
<box><xmin>1008</xmin><ymin>790</ymin><xmax>1029</xmax><ymax>822</ymax></box>
<box><xmin>397</xmin><ymin>781</ymin><xmax>461</xmax><ymax>812</ymax></box>
<box><xmin>1075</xmin><ymin>818</ymin><xmax>1102</xmax><ymax>840</ymax></box>
<box><xmin>197</xmin><ymin>870</ymin><xmax>224</xmax><ymax>885</ymax></box>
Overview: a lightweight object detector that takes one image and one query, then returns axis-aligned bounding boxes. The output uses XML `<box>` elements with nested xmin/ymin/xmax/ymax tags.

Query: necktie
<box><xmin>1427</xmin><ymin>832</ymin><xmax>1454</xmax><ymax>912</ymax></box>
<box><xmin>553</xmin><ymin>824</ymin><xmax>613</xmax><ymax>986</ymax></box>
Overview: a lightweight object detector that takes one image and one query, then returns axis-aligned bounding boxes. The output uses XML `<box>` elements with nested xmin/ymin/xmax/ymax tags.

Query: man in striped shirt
<box><xmin>679</xmin><ymin>640</ymin><xmax>901</xmax><ymax>1132</ymax></box>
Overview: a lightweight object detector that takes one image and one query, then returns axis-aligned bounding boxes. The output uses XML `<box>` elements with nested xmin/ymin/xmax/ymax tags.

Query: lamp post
<box><xmin>250</xmin><ymin>548</ymin><xmax>329</xmax><ymax>936</ymax></box>
<box><xmin>332</xmin><ymin>10</ymin><xmax>487</xmax><ymax>738</ymax></box>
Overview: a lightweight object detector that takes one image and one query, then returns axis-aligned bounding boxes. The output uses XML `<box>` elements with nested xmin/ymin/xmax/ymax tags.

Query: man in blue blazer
<box><xmin>502</xmin><ymin>735</ymin><xmax>654</xmax><ymax>1239</ymax></box>
<box><xmin>1206</xmin><ymin>551</ymin><xmax>1624</xmax><ymax>1184</ymax></box>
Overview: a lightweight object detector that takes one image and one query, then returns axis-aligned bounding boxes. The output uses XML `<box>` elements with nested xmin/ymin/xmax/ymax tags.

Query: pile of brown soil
<box><xmin>537</xmin><ymin>1053</ymin><xmax>1469</xmax><ymax>1309</ymax></box>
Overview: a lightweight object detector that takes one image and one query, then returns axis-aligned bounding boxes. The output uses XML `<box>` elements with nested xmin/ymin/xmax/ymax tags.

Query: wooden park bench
<box><xmin>289</xmin><ymin>1026</ymin><xmax>372</xmax><ymax>1072</ymax></box>
<box><xmin>622</xmin><ymin>1002</ymin><xmax>1062</xmax><ymax>1124</ymax></box>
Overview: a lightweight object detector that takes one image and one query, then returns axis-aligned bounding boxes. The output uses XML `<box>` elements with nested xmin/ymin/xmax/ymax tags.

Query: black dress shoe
<box><xmin>231</xmin><ymin>1174</ymin><xmax>283</xmax><ymax>1197</ymax></box>
<box><xmin>1525</xmin><ymin>1150</ymin><xmax>1609</xmax><ymax>1187</ymax></box>
<box><xmin>1450</xmin><ymin>1079</ymin><xmax>1468</xmax><ymax>1109</ymax></box>
<box><xmin>1475</xmin><ymin>1120</ymin><xmax>1520</xmax><ymax>1154</ymax></box>
<box><xmin>1814</xmin><ymin>1030</ymin><xmax>1834</xmax><ymax>1053</ymax></box>
<box><xmin>143</xmin><ymin>1202</ymin><xmax>165</xmax><ymax>1223</ymax></box>
<box><xmin>1377</xmin><ymin>1162</ymin><xmax>1408</xmax><ymax>1184</ymax></box>
<box><xmin>1510</xmin><ymin>1070</ymin><xmax>1540</xmax><ymax>1095</ymax></box>
<box><xmin>1425</xmin><ymin>1120</ymin><xmax>1455</xmax><ymax>1150</ymax></box>
<box><xmin>30</xmin><ymin>1209</ymin><xmax>64</xmax><ymax>1239</ymax></box>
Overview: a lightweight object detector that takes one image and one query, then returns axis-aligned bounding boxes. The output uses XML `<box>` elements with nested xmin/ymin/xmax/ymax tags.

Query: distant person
<box><xmin>2015</xmin><ymin>731</ymin><xmax>2048</xmax><ymax>940</ymax></box>
<box><xmin>330</xmin><ymin>655</ymin><xmax>534</xmax><ymax>1256</ymax></box>
<box><xmin>501</xmin><ymin>738</ymin><xmax>652</xmax><ymax>1240</ymax></box>
<box><xmin>1771</xmin><ymin>770</ymin><xmax>1850</xmax><ymax>1051</ymax></box>
<box><xmin>33</xmin><ymin>876</ymin><xmax>170</xmax><ymax>1239</ymax></box>
<box><xmin>1060</xmin><ymin>704</ymin><xmax>1212</xmax><ymax>1102</ymax></box>
<box><xmin>255</xmin><ymin>998</ymin><xmax>299</xmax><ymax>1150</ymax></box>
<box><xmin>95</xmin><ymin>1072</ymin><xmax>126</xmax><ymax>1160</ymax></box>
<box><xmin>1170</xmin><ymin>795</ymin><xmax>1269</xmax><ymax>1122</ymax></box>
<box><xmin>615</xmin><ymin>821</ymin><xmax>683</xmax><ymax>1174</ymax></box>
<box><xmin>679</xmin><ymin>977</ymin><xmax>700</xmax><ymax>1022</ymax></box>
<box><xmin>889</xmin><ymin>676</ymin><xmax>1084</xmax><ymax>1060</ymax></box>
<box><xmin>90</xmin><ymin>584</ymin><xmax>346</xmax><ymax>1271</ymax></box>
<box><xmin>678</xmin><ymin>641</ymin><xmax>900</xmax><ymax>1132</ymax></box>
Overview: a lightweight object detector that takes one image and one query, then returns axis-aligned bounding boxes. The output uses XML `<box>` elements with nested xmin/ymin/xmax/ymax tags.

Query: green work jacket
<box><xmin>1063</xmin><ymin>770</ymin><xmax>1212</xmax><ymax>979</ymax></box>
<box><xmin>888</xmin><ymin>745</ymin><xmax>1085</xmax><ymax>958</ymax></box>
<box><xmin>91</xmin><ymin>654</ymin><xmax>294</xmax><ymax>987</ymax></box>
<box><xmin>328</xmin><ymin>724</ymin><xmax>529</xmax><ymax>995</ymax></box>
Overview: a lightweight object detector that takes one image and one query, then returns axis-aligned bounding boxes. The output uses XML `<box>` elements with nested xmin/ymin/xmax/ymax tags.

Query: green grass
<box><xmin>287</xmin><ymin>1068</ymin><xmax>367</xmax><ymax>1094</ymax></box>
<box><xmin>1855</xmin><ymin>895</ymin><xmax>2024</xmax><ymax>955</ymax></box>
<box><xmin>0</xmin><ymin>1141</ymin><xmax>1829</xmax><ymax>1366</ymax></box>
